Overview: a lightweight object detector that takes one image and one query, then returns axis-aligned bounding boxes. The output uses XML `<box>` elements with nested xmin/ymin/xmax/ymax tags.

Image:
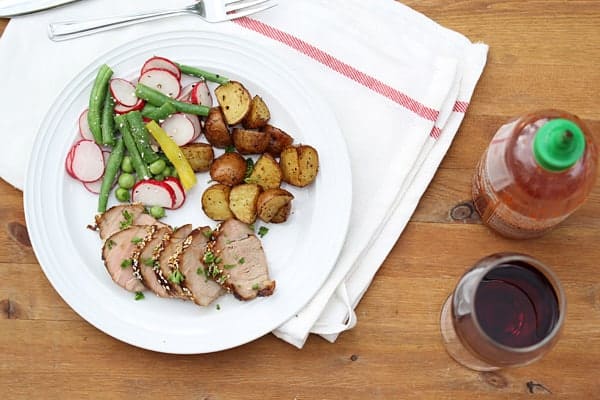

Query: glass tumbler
<box><xmin>440</xmin><ymin>252</ymin><xmax>566</xmax><ymax>371</ymax></box>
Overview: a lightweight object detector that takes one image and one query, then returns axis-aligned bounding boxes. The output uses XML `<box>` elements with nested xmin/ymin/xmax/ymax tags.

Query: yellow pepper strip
<box><xmin>145</xmin><ymin>120</ymin><xmax>197</xmax><ymax>190</ymax></box>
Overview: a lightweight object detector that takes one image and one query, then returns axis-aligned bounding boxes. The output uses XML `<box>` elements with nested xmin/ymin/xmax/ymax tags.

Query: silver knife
<box><xmin>0</xmin><ymin>0</ymin><xmax>80</xmax><ymax>17</ymax></box>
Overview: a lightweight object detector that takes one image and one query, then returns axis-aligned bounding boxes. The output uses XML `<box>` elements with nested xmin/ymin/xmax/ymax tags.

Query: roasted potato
<box><xmin>209</xmin><ymin>152</ymin><xmax>247</xmax><ymax>186</ymax></box>
<box><xmin>229</xmin><ymin>183</ymin><xmax>261</xmax><ymax>224</ymax></box>
<box><xmin>262</xmin><ymin>124</ymin><xmax>294</xmax><ymax>157</ymax></box>
<box><xmin>242</xmin><ymin>95</ymin><xmax>270</xmax><ymax>129</ymax></box>
<box><xmin>204</xmin><ymin>107</ymin><xmax>232</xmax><ymax>148</ymax></box>
<box><xmin>214</xmin><ymin>81</ymin><xmax>251</xmax><ymax>125</ymax></box>
<box><xmin>279</xmin><ymin>145</ymin><xmax>319</xmax><ymax>187</ymax></box>
<box><xmin>256</xmin><ymin>188</ymin><xmax>294</xmax><ymax>223</ymax></box>
<box><xmin>202</xmin><ymin>184</ymin><xmax>234</xmax><ymax>221</ymax></box>
<box><xmin>232</xmin><ymin>128</ymin><xmax>270</xmax><ymax>154</ymax></box>
<box><xmin>247</xmin><ymin>153</ymin><xmax>282</xmax><ymax>190</ymax></box>
<box><xmin>179</xmin><ymin>142</ymin><xmax>214</xmax><ymax>172</ymax></box>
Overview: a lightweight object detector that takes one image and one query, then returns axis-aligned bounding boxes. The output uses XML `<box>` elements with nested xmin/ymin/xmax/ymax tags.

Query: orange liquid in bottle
<box><xmin>473</xmin><ymin>110</ymin><xmax>598</xmax><ymax>239</ymax></box>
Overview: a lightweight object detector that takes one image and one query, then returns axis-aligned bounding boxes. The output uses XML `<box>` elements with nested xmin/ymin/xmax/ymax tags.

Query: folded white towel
<box><xmin>0</xmin><ymin>0</ymin><xmax>487</xmax><ymax>348</ymax></box>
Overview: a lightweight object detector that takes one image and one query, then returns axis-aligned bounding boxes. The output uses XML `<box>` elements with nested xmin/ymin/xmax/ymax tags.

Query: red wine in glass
<box><xmin>440</xmin><ymin>253</ymin><xmax>566</xmax><ymax>371</ymax></box>
<box><xmin>475</xmin><ymin>262</ymin><xmax>560</xmax><ymax>348</ymax></box>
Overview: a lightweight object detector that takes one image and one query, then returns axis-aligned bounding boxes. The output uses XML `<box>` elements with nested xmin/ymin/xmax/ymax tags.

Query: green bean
<box><xmin>141</xmin><ymin>102</ymin><xmax>177</xmax><ymax>121</ymax></box>
<box><xmin>97</xmin><ymin>137</ymin><xmax>124</xmax><ymax>213</ymax></box>
<box><xmin>101</xmin><ymin>89</ymin><xmax>116</xmax><ymax>146</ymax></box>
<box><xmin>88</xmin><ymin>64</ymin><xmax>113</xmax><ymax>144</ymax></box>
<box><xmin>135</xmin><ymin>83</ymin><xmax>210</xmax><ymax>116</ymax></box>
<box><xmin>176</xmin><ymin>63</ymin><xmax>229</xmax><ymax>84</ymax></box>
<box><xmin>125</xmin><ymin>111</ymin><xmax>160</xmax><ymax>164</ymax></box>
<box><xmin>115</xmin><ymin>114</ymin><xmax>151</xmax><ymax>179</ymax></box>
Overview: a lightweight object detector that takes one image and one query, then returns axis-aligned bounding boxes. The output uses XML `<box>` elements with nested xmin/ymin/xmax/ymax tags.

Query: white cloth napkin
<box><xmin>0</xmin><ymin>0</ymin><xmax>487</xmax><ymax>348</ymax></box>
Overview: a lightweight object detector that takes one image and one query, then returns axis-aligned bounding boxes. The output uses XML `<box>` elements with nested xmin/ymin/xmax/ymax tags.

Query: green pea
<box><xmin>115</xmin><ymin>187</ymin><xmax>130</xmax><ymax>202</ymax></box>
<box><xmin>149</xmin><ymin>159</ymin><xmax>166</xmax><ymax>175</ymax></box>
<box><xmin>118</xmin><ymin>173</ymin><xmax>135</xmax><ymax>189</ymax></box>
<box><xmin>162</xmin><ymin>166</ymin><xmax>172</xmax><ymax>177</ymax></box>
<box><xmin>121</xmin><ymin>156</ymin><xmax>134</xmax><ymax>173</ymax></box>
<box><xmin>170</xmin><ymin>169</ymin><xmax>178</xmax><ymax>178</ymax></box>
<box><xmin>149</xmin><ymin>205</ymin><xmax>165</xmax><ymax>219</ymax></box>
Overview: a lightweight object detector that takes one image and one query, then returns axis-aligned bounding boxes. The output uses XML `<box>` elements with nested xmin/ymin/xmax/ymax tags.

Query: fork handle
<box><xmin>48</xmin><ymin>7</ymin><xmax>190</xmax><ymax>42</ymax></box>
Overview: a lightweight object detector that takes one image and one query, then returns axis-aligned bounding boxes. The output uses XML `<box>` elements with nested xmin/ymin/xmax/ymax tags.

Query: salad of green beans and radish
<box><xmin>65</xmin><ymin>56</ymin><xmax>227</xmax><ymax>213</ymax></box>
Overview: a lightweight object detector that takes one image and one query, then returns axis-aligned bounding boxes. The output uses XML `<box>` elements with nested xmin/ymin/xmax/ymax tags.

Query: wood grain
<box><xmin>1</xmin><ymin>2</ymin><xmax>600</xmax><ymax>398</ymax></box>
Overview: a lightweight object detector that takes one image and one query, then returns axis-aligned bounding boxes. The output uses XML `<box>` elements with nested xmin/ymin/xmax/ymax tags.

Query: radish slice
<box><xmin>83</xmin><ymin>177</ymin><xmax>104</xmax><ymax>194</ymax></box>
<box><xmin>141</xmin><ymin>56</ymin><xmax>181</xmax><ymax>80</ymax></box>
<box><xmin>138</xmin><ymin>68</ymin><xmax>181</xmax><ymax>98</ymax></box>
<box><xmin>190</xmin><ymin>80</ymin><xmax>212</xmax><ymax>107</ymax></box>
<box><xmin>163</xmin><ymin>177</ymin><xmax>186</xmax><ymax>209</ymax></box>
<box><xmin>177</xmin><ymin>82</ymin><xmax>197</xmax><ymax>102</ymax></box>
<box><xmin>131</xmin><ymin>179</ymin><xmax>176</xmax><ymax>208</ymax></box>
<box><xmin>78</xmin><ymin>109</ymin><xmax>94</xmax><ymax>140</ymax></box>
<box><xmin>160</xmin><ymin>113</ymin><xmax>196</xmax><ymax>146</ymax></box>
<box><xmin>84</xmin><ymin>150</ymin><xmax>114</xmax><ymax>194</ymax></box>
<box><xmin>65</xmin><ymin>145</ymin><xmax>76</xmax><ymax>178</ymax></box>
<box><xmin>114</xmin><ymin>98</ymin><xmax>144</xmax><ymax>114</ymax></box>
<box><xmin>109</xmin><ymin>78</ymin><xmax>138</xmax><ymax>107</ymax></box>
<box><xmin>186</xmin><ymin>114</ymin><xmax>202</xmax><ymax>141</ymax></box>
<box><xmin>70</xmin><ymin>139</ymin><xmax>105</xmax><ymax>182</ymax></box>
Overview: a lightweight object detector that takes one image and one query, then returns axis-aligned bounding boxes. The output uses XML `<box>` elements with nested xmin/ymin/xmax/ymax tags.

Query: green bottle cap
<box><xmin>533</xmin><ymin>118</ymin><xmax>586</xmax><ymax>172</ymax></box>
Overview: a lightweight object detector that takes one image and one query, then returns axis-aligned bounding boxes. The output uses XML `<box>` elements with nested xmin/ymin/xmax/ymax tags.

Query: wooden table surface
<box><xmin>1</xmin><ymin>2</ymin><xmax>599</xmax><ymax>398</ymax></box>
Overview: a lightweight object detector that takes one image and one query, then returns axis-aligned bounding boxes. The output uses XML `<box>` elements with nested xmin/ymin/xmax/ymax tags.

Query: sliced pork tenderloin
<box><xmin>94</xmin><ymin>203</ymin><xmax>166</xmax><ymax>241</ymax></box>
<box><xmin>179</xmin><ymin>227</ymin><xmax>225</xmax><ymax>306</ymax></box>
<box><xmin>206</xmin><ymin>219</ymin><xmax>275</xmax><ymax>301</ymax></box>
<box><xmin>156</xmin><ymin>224</ymin><xmax>194</xmax><ymax>299</ymax></box>
<box><xmin>135</xmin><ymin>225</ymin><xmax>174</xmax><ymax>298</ymax></box>
<box><xmin>102</xmin><ymin>225</ymin><xmax>155</xmax><ymax>292</ymax></box>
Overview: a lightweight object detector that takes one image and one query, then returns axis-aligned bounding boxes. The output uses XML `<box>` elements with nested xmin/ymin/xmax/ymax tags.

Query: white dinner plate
<box><xmin>24</xmin><ymin>31</ymin><xmax>352</xmax><ymax>354</ymax></box>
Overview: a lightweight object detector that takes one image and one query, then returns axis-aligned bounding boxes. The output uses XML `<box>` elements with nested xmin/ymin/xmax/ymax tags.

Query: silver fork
<box><xmin>48</xmin><ymin>0</ymin><xmax>277</xmax><ymax>42</ymax></box>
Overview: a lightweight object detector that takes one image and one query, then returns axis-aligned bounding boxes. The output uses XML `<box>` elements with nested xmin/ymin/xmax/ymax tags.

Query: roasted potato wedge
<box><xmin>209</xmin><ymin>152</ymin><xmax>247</xmax><ymax>186</ymax></box>
<box><xmin>180</xmin><ymin>142</ymin><xmax>214</xmax><ymax>172</ymax></box>
<box><xmin>262</xmin><ymin>124</ymin><xmax>294</xmax><ymax>158</ymax></box>
<box><xmin>242</xmin><ymin>95</ymin><xmax>271</xmax><ymax>129</ymax></box>
<box><xmin>232</xmin><ymin>128</ymin><xmax>270</xmax><ymax>155</ymax></box>
<box><xmin>247</xmin><ymin>153</ymin><xmax>282</xmax><ymax>190</ymax></box>
<box><xmin>280</xmin><ymin>145</ymin><xmax>319</xmax><ymax>187</ymax></box>
<box><xmin>204</xmin><ymin>107</ymin><xmax>232</xmax><ymax>148</ymax></box>
<box><xmin>202</xmin><ymin>184</ymin><xmax>234</xmax><ymax>221</ymax></box>
<box><xmin>229</xmin><ymin>183</ymin><xmax>261</xmax><ymax>224</ymax></box>
<box><xmin>214</xmin><ymin>81</ymin><xmax>251</xmax><ymax>125</ymax></box>
<box><xmin>256</xmin><ymin>188</ymin><xmax>294</xmax><ymax>223</ymax></box>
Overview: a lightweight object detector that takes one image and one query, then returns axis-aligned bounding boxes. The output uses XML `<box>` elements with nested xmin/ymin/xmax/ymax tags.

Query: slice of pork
<box><xmin>136</xmin><ymin>225</ymin><xmax>173</xmax><ymax>298</ymax></box>
<box><xmin>208</xmin><ymin>219</ymin><xmax>275</xmax><ymax>301</ymax></box>
<box><xmin>95</xmin><ymin>203</ymin><xmax>166</xmax><ymax>241</ymax></box>
<box><xmin>156</xmin><ymin>224</ymin><xmax>194</xmax><ymax>299</ymax></box>
<box><xmin>179</xmin><ymin>227</ymin><xmax>224</xmax><ymax>306</ymax></box>
<box><xmin>102</xmin><ymin>225</ymin><xmax>155</xmax><ymax>292</ymax></box>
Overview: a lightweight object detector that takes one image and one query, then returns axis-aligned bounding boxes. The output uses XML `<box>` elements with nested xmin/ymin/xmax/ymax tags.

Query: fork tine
<box><xmin>225</xmin><ymin>0</ymin><xmax>270</xmax><ymax>13</ymax></box>
<box><xmin>225</xmin><ymin>2</ymin><xmax>277</xmax><ymax>19</ymax></box>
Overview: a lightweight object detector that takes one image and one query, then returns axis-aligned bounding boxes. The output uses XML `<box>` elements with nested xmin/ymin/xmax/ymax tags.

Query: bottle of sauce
<box><xmin>473</xmin><ymin>109</ymin><xmax>598</xmax><ymax>239</ymax></box>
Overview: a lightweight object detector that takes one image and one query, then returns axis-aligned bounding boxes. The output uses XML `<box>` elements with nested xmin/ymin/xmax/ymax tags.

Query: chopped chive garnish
<box><xmin>121</xmin><ymin>259</ymin><xmax>132</xmax><ymax>269</ymax></box>
<box><xmin>252</xmin><ymin>283</ymin><xmax>260</xmax><ymax>290</ymax></box>
<box><xmin>134</xmin><ymin>291</ymin><xmax>145</xmax><ymax>300</ymax></box>
<box><xmin>258</xmin><ymin>226</ymin><xmax>269</xmax><ymax>238</ymax></box>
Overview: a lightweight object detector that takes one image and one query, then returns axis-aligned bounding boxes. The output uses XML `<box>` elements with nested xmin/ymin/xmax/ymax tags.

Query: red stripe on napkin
<box><xmin>453</xmin><ymin>101</ymin><xmax>469</xmax><ymax>113</ymax></box>
<box><xmin>234</xmin><ymin>17</ymin><xmax>439</xmax><ymax>122</ymax></box>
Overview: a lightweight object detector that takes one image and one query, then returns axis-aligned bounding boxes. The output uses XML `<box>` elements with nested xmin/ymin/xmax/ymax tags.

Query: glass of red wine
<box><xmin>440</xmin><ymin>252</ymin><xmax>566</xmax><ymax>371</ymax></box>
